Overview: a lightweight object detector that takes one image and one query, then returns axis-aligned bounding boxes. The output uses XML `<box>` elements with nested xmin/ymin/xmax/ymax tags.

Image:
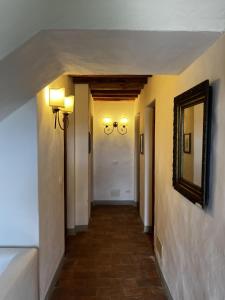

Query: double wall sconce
<box><xmin>49</xmin><ymin>88</ymin><xmax>74</xmax><ymax>130</ymax></box>
<box><xmin>103</xmin><ymin>117</ymin><xmax>128</xmax><ymax>135</ymax></box>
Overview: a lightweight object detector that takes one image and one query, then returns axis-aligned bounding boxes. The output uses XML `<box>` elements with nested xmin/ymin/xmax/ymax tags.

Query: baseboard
<box><xmin>67</xmin><ymin>225</ymin><xmax>89</xmax><ymax>235</ymax></box>
<box><xmin>67</xmin><ymin>228</ymin><xmax>76</xmax><ymax>235</ymax></box>
<box><xmin>74</xmin><ymin>225</ymin><xmax>88</xmax><ymax>232</ymax></box>
<box><xmin>92</xmin><ymin>200</ymin><xmax>137</xmax><ymax>206</ymax></box>
<box><xmin>44</xmin><ymin>254</ymin><xmax>64</xmax><ymax>300</ymax></box>
<box><xmin>144</xmin><ymin>225</ymin><xmax>153</xmax><ymax>233</ymax></box>
<box><xmin>155</xmin><ymin>255</ymin><xmax>173</xmax><ymax>300</ymax></box>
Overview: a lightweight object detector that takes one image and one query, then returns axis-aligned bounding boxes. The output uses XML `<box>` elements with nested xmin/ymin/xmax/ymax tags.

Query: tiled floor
<box><xmin>51</xmin><ymin>205</ymin><xmax>167</xmax><ymax>300</ymax></box>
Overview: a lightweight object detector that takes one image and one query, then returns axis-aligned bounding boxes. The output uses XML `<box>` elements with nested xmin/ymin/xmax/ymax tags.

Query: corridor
<box><xmin>51</xmin><ymin>206</ymin><xmax>167</xmax><ymax>300</ymax></box>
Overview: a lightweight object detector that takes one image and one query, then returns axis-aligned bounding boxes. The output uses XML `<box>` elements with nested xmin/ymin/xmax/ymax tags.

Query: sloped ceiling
<box><xmin>0</xmin><ymin>29</ymin><xmax>221</xmax><ymax>121</ymax></box>
<box><xmin>51</xmin><ymin>30</ymin><xmax>220</xmax><ymax>75</ymax></box>
<box><xmin>0</xmin><ymin>0</ymin><xmax>224</xmax><ymax>121</ymax></box>
<box><xmin>51</xmin><ymin>0</ymin><xmax>225</xmax><ymax>31</ymax></box>
<box><xmin>1</xmin><ymin>0</ymin><xmax>225</xmax><ymax>60</ymax></box>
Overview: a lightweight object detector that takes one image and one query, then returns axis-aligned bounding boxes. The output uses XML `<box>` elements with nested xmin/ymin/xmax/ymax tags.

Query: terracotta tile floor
<box><xmin>51</xmin><ymin>205</ymin><xmax>167</xmax><ymax>300</ymax></box>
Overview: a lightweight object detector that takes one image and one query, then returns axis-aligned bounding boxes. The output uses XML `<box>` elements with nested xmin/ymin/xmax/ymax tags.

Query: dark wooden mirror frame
<box><xmin>173</xmin><ymin>80</ymin><xmax>212</xmax><ymax>208</ymax></box>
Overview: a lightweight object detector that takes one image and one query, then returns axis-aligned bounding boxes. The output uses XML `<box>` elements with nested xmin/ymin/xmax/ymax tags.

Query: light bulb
<box><xmin>103</xmin><ymin>117</ymin><xmax>112</xmax><ymax>126</ymax></box>
<box><xmin>49</xmin><ymin>88</ymin><xmax>65</xmax><ymax>108</ymax></box>
<box><xmin>120</xmin><ymin>117</ymin><xmax>128</xmax><ymax>125</ymax></box>
<box><xmin>61</xmin><ymin>95</ymin><xmax>74</xmax><ymax>114</ymax></box>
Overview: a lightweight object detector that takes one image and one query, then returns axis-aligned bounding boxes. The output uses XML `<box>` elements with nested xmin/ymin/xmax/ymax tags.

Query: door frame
<box><xmin>134</xmin><ymin>113</ymin><xmax>141</xmax><ymax>211</ymax></box>
<box><xmin>144</xmin><ymin>101</ymin><xmax>156</xmax><ymax>233</ymax></box>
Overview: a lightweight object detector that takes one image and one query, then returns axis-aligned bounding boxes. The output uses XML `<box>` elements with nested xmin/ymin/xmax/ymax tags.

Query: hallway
<box><xmin>51</xmin><ymin>206</ymin><xmax>167</xmax><ymax>300</ymax></box>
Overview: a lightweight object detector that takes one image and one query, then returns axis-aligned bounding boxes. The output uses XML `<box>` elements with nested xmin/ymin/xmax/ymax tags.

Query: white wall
<box><xmin>75</xmin><ymin>84</ymin><xmax>90</xmax><ymax>226</ymax></box>
<box><xmin>37</xmin><ymin>75</ymin><xmax>74</xmax><ymax>300</ymax></box>
<box><xmin>137</xmin><ymin>34</ymin><xmax>225</xmax><ymax>300</ymax></box>
<box><xmin>93</xmin><ymin>101</ymin><xmax>135</xmax><ymax>202</ymax></box>
<box><xmin>0</xmin><ymin>99</ymin><xmax>38</xmax><ymax>246</ymax></box>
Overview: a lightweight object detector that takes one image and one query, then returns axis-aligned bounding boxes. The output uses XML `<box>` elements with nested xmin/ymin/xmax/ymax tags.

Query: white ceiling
<box><xmin>0</xmin><ymin>0</ymin><xmax>224</xmax><ymax>121</ymax></box>
<box><xmin>0</xmin><ymin>29</ymin><xmax>221</xmax><ymax>122</ymax></box>
<box><xmin>0</xmin><ymin>0</ymin><xmax>225</xmax><ymax>60</ymax></box>
<box><xmin>51</xmin><ymin>0</ymin><xmax>225</xmax><ymax>32</ymax></box>
<box><xmin>50</xmin><ymin>30</ymin><xmax>220</xmax><ymax>75</ymax></box>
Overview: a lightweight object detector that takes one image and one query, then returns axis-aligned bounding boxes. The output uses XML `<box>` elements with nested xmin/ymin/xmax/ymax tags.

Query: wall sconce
<box><xmin>49</xmin><ymin>88</ymin><xmax>74</xmax><ymax>130</ymax></box>
<box><xmin>61</xmin><ymin>96</ymin><xmax>74</xmax><ymax>114</ymax></box>
<box><xmin>103</xmin><ymin>117</ymin><xmax>128</xmax><ymax>135</ymax></box>
<box><xmin>49</xmin><ymin>88</ymin><xmax>65</xmax><ymax>112</ymax></box>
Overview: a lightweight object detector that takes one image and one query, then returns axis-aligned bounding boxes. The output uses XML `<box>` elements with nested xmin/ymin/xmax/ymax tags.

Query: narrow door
<box><xmin>151</xmin><ymin>106</ymin><xmax>155</xmax><ymax>233</ymax></box>
<box><xmin>135</xmin><ymin>114</ymin><xmax>140</xmax><ymax>211</ymax></box>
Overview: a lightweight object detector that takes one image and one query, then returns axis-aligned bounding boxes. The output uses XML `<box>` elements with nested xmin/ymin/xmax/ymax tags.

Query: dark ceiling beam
<box><xmin>93</xmin><ymin>93</ymin><xmax>137</xmax><ymax>97</ymax></box>
<box><xmin>93</xmin><ymin>95</ymin><xmax>139</xmax><ymax>99</ymax></box>
<box><xmin>93</xmin><ymin>96</ymin><xmax>137</xmax><ymax>99</ymax></box>
<box><xmin>93</xmin><ymin>98</ymin><xmax>135</xmax><ymax>101</ymax></box>
<box><xmin>90</xmin><ymin>83</ymin><xmax>145</xmax><ymax>90</ymax></box>
<box><xmin>93</xmin><ymin>97</ymin><xmax>136</xmax><ymax>101</ymax></box>
<box><xmin>71</xmin><ymin>75</ymin><xmax>150</xmax><ymax>101</ymax></box>
<box><xmin>91</xmin><ymin>89</ymin><xmax>140</xmax><ymax>95</ymax></box>
<box><xmin>72</xmin><ymin>75</ymin><xmax>150</xmax><ymax>84</ymax></box>
<box><xmin>92</xmin><ymin>94</ymin><xmax>139</xmax><ymax>98</ymax></box>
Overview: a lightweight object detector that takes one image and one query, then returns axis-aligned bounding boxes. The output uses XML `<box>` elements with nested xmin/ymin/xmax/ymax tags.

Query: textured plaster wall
<box><xmin>37</xmin><ymin>75</ymin><xmax>74</xmax><ymax>300</ymax></box>
<box><xmin>0</xmin><ymin>99</ymin><xmax>38</xmax><ymax>246</ymax></box>
<box><xmin>137</xmin><ymin>34</ymin><xmax>225</xmax><ymax>300</ymax></box>
<box><xmin>93</xmin><ymin>101</ymin><xmax>135</xmax><ymax>202</ymax></box>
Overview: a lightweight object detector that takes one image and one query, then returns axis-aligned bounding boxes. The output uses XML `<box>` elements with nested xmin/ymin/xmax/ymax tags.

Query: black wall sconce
<box><xmin>103</xmin><ymin>117</ymin><xmax>128</xmax><ymax>135</ymax></box>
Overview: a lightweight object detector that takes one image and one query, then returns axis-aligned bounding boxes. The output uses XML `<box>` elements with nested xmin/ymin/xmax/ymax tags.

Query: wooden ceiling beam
<box><xmin>90</xmin><ymin>83</ymin><xmax>145</xmax><ymax>90</ymax></box>
<box><xmin>93</xmin><ymin>97</ymin><xmax>136</xmax><ymax>101</ymax></box>
<box><xmin>93</xmin><ymin>95</ymin><xmax>139</xmax><ymax>99</ymax></box>
<box><xmin>91</xmin><ymin>89</ymin><xmax>140</xmax><ymax>95</ymax></box>
<box><xmin>72</xmin><ymin>75</ymin><xmax>149</xmax><ymax>85</ymax></box>
<box><xmin>93</xmin><ymin>95</ymin><xmax>137</xmax><ymax>98</ymax></box>
<box><xmin>92</xmin><ymin>93</ymin><xmax>139</xmax><ymax>98</ymax></box>
<box><xmin>92</xmin><ymin>95</ymin><xmax>138</xmax><ymax>99</ymax></box>
<box><xmin>71</xmin><ymin>75</ymin><xmax>150</xmax><ymax>101</ymax></box>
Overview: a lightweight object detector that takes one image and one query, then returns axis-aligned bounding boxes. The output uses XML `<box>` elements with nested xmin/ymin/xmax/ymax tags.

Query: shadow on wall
<box><xmin>207</xmin><ymin>78</ymin><xmax>220</xmax><ymax>215</ymax></box>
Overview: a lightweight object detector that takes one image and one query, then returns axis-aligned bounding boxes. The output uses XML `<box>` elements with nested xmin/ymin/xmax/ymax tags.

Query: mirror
<box><xmin>182</xmin><ymin>103</ymin><xmax>204</xmax><ymax>186</ymax></box>
<box><xmin>173</xmin><ymin>80</ymin><xmax>212</xmax><ymax>208</ymax></box>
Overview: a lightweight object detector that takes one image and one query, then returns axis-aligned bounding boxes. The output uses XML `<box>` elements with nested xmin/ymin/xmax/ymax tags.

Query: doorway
<box><xmin>151</xmin><ymin>104</ymin><xmax>155</xmax><ymax>234</ymax></box>
<box><xmin>134</xmin><ymin>113</ymin><xmax>141</xmax><ymax>211</ymax></box>
<box><xmin>144</xmin><ymin>102</ymin><xmax>156</xmax><ymax>234</ymax></box>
